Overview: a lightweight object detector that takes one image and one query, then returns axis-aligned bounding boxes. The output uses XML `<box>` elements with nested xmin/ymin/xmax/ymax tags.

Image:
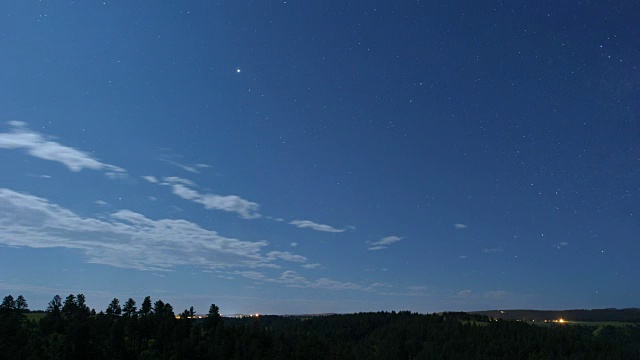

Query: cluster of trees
<box><xmin>1</xmin><ymin>293</ymin><xmax>639</xmax><ymax>359</ymax></box>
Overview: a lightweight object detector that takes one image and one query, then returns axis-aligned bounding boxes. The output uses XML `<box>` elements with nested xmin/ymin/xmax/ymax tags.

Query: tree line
<box><xmin>1</xmin><ymin>293</ymin><xmax>639</xmax><ymax>359</ymax></box>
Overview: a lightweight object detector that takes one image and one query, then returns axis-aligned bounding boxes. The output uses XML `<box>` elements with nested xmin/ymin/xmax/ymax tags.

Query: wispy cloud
<box><xmin>368</xmin><ymin>236</ymin><xmax>403</xmax><ymax>250</ymax></box>
<box><xmin>408</xmin><ymin>286</ymin><xmax>427</xmax><ymax>292</ymax></box>
<box><xmin>163</xmin><ymin>176</ymin><xmax>195</xmax><ymax>186</ymax></box>
<box><xmin>482</xmin><ymin>247</ymin><xmax>502</xmax><ymax>253</ymax></box>
<box><xmin>142</xmin><ymin>175</ymin><xmax>159</xmax><ymax>183</ymax></box>
<box><xmin>454</xmin><ymin>223</ymin><xmax>468</xmax><ymax>229</ymax></box>
<box><xmin>161</xmin><ymin>159</ymin><xmax>200</xmax><ymax>174</ymax></box>
<box><xmin>289</xmin><ymin>220</ymin><xmax>345</xmax><ymax>233</ymax></box>
<box><xmin>302</xmin><ymin>263</ymin><xmax>321</xmax><ymax>269</ymax></box>
<box><xmin>552</xmin><ymin>242</ymin><xmax>569</xmax><ymax>249</ymax></box>
<box><xmin>0</xmin><ymin>121</ymin><xmax>126</xmax><ymax>176</ymax></box>
<box><xmin>369</xmin><ymin>283</ymin><xmax>392</xmax><ymax>288</ymax></box>
<box><xmin>266</xmin><ymin>251</ymin><xmax>307</xmax><ymax>263</ymax></box>
<box><xmin>235</xmin><ymin>270</ymin><xmax>365</xmax><ymax>291</ymax></box>
<box><xmin>161</xmin><ymin>177</ymin><xmax>261</xmax><ymax>219</ymax></box>
<box><xmin>94</xmin><ymin>200</ymin><xmax>108</xmax><ymax>206</ymax></box>
<box><xmin>0</xmin><ymin>188</ymin><xmax>307</xmax><ymax>271</ymax></box>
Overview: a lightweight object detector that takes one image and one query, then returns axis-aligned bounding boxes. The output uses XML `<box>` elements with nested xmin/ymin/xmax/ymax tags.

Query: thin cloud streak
<box><xmin>142</xmin><ymin>175</ymin><xmax>159</xmax><ymax>183</ymax></box>
<box><xmin>161</xmin><ymin>159</ymin><xmax>200</xmax><ymax>174</ymax></box>
<box><xmin>0</xmin><ymin>121</ymin><xmax>126</xmax><ymax>176</ymax></box>
<box><xmin>266</xmin><ymin>251</ymin><xmax>307</xmax><ymax>263</ymax></box>
<box><xmin>289</xmin><ymin>220</ymin><xmax>345</xmax><ymax>233</ymax></box>
<box><xmin>234</xmin><ymin>270</ymin><xmax>365</xmax><ymax>291</ymax></box>
<box><xmin>161</xmin><ymin>177</ymin><xmax>261</xmax><ymax>219</ymax></box>
<box><xmin>368</xmin><ymin>236</ymin><xmax>403</xmax><ymax>250</ymax></box>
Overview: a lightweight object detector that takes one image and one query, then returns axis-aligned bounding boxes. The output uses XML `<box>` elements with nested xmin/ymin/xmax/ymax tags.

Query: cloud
<box><xmin>162</xmin><ymin>176</ymin><xmax>194</xmax><ymax>186</ymax></box>
<box><xmin>482</xmin><ymin>247</ymin><xmax>502</xmax><ymax>253</ymax></box>
<box><xmin>454</xmin><ymin>223</ymin><xmax>468</xmax><ymax>229</ymax></box>
<box><xmin>161</xmin><ymin>159</ymin><xmax>200</xmax><ymax>174</ymax></box>
<box><xmin>368</xmin><ymin>236</ymin><xmax>403</xmax><ymax>250</ymax></box>
<box><xmin>0</xmin><ymin>121</ymin><xmax>126</xmax><ymax>176</ymax></box>
<box><xmin>302</xmin><ymin>263</ymin><xmax>320</xmax><ymax>269</ymax></box>
<box><xmin>369</xmin><ymin>283</ymin><xmax>392</xmax><ymax>288</ymax></box>
<box><xmin>94</xmin><ymin>200</ymin><xmax>108</xmax><ymax>206</ymax></box>
<box><xmin>266</xmin><ymin>251</ymin><xmax>307</xmax><ymax>263</ymax></box>
<box><xmin>458</xmin><ymin>255</ymin><xmax>467</xmax><ymax>259</ymax></box>
<box><xmin>453</xmin><ymin>289</ymin><xmax>513</xmax><ymax>302</ymax></box>
<box><xmin>290</xmin><ymin>242</ymin><xmax>298</xmax><ymax>247</ymax></box>
<box><xmin>142</xmin><ymin>175</ymin><xmax>159</xmax><ymax>183</ymax></box>
<box><xmin>195</xmin><ymin>163</ymin><xmax>210</xmax><ymax>169</ymax></box>
<box><xmin>372</xmin><ymin>236</ymin><xmax>402</xmax><ymax>246</ymax></box>
<box><xmin>234</xmin><ymin>271</ymin><xmax>268</xmax><ymax>282</ymax></box>
<box><xmin>0</xmin><ymin>188</ymin><xmax>285</xmax><ymax>271</ymax></box>
<box><xmin>105</xmin><ymin>171</ymin><xmax>128</xmax><ymax>180</ymax></box>
<box><xmin>289</xmin><ymin>220</ymin><xmax>345</xmax><ymax>233</ymax></box>
<box><xmin>161</xmin><ymin>177</ymin><xmax>261</xmax><ymax>219</ymax></box>
<box><xmin>552</xmin><ymin>242</ymin><xmax>569</xmax><ymax>249</ymax></box>
<box><xmin>234</xmin><ymin>270</ymin><xmax>365</xmax><ymax>291</ymax></box>
<box><xmin>408</xmin><ymin>286</ymin><xmax>427</xmax><ymax>292</ymax></box>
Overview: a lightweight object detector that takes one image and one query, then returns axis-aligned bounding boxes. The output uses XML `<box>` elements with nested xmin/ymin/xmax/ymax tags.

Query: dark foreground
<box><xmin>1</xmin><ymin>294</ymin><xmax>639</xmax><ymax>359</ymax></box>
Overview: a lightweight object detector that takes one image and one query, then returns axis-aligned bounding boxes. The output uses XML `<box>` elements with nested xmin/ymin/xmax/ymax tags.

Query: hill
<box><xmin>470</xmin><ymin>308</ymin><xmax>640</xmax><ymax>322</ymax></box>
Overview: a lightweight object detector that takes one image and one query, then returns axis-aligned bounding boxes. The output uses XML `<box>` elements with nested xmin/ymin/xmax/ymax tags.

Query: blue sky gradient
<box><xmin>1</xmin><ymin>1</ymin><xmax>638</xmax><ymax>315</ymax></box>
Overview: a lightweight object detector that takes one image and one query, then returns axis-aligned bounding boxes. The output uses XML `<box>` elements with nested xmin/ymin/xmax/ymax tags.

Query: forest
<box><xmin>1</xmin><ymin>293</ymin><xmax>639</xmax><ymax>359</ymax></box>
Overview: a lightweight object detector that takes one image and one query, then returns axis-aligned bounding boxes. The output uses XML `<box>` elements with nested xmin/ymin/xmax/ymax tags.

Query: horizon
<box><xmin>1</xmin><ymin>1</ymin><xmax>638</xmax><ymax>315</ymax></box>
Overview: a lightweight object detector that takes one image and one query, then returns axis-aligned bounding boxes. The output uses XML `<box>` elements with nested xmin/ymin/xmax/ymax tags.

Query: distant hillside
<box><xmin>471</xmin><ymin>308</ymin><xmax>640</xmax><ymax>322</ymax></box>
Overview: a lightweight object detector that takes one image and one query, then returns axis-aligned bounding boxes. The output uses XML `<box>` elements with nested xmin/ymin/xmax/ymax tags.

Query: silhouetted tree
<box><xmin>76</xmin><ymin>293</ymin><xmax>90</xmax><ymax>317</ymax></box>
<box><xmin>153</xmin><ymin>299</ymin><xmax>165</xmax><ymax>316</ymax></box>
<box><xmin>0</xmin><ymin>295</ymin><xmax>16</xmax><ymax>311</ymax></box>
<box><xmin>15</xmin><ymin>295</ymin><xmax>28</xmax><ymax>312</ymax></box>
<box><xmin>106</xmin><ymin>298</ymin><xmax>122</xmax><ymax>316</ymax></box>
<box><xmin>62</xmin><ymin>294</ymin><xmax>77</xmax><ymax>318</ymax></box>
<box><xmin>123</xmin><ymin>298</ymin><xmax>137</xmax><ymax>317</ymax></box>
<box><xmin>205</xmin><ymin>303</ymin><xmax>222</xmax><ymax>330</ymax></box>
<box><xmin>139</xmin><ymin>296</ymin><xmax>153</xmax><ymax>316</ymax></box>
<box><xmin>47</xmin><ymin>295</ymin><xmax>62</xmax><ymax>314</ymax></box>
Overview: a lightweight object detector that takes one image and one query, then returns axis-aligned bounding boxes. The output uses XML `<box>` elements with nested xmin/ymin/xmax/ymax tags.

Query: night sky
<box><xmin>1</xmin><ymin>1</ymin><xmax>638</xmax><ymax>315</ymax></box>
